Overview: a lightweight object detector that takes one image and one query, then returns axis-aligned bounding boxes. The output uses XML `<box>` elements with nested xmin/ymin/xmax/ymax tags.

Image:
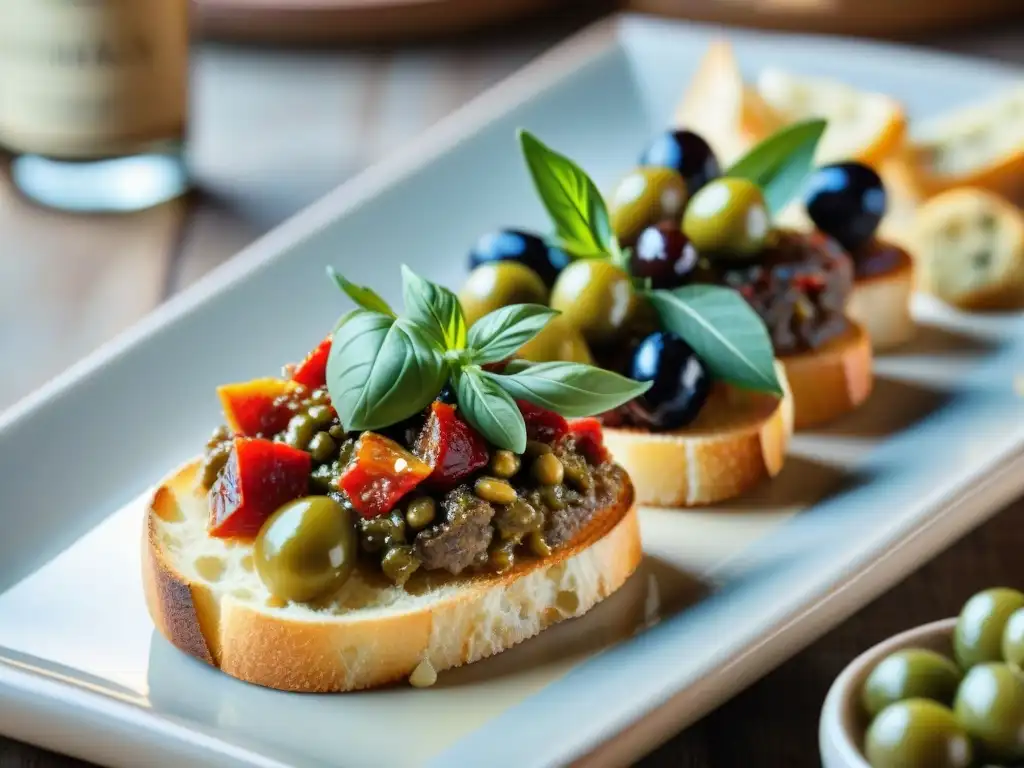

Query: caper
<box><xmin>405</xmin><ymin>497</ymin><xmax>437</xmax><ymax>530</ymax></box>
<box><xmin>682</xmin><ymin>177</ymin><xmax>770</xmax><ymax>258</ymax></box>
<box><xmin>608</xmin><ymin>166</ymin><xmax>688</xmax><ymax>245</ymax></box>
<box><xmin>307</xmin><ymin>405</ymin><xmax>334</xmax><ymax>425</ymax></box>
<box><xmin>381</xmin><ymin>546</ymin><xmax>421</xmax><ymax>587</ymax></box>
<box><xmin>359</xmin><ymin>513</ymin><xmax>405</xmax><ymax>553</ymax></box>
<box><xmin>308</xmin><ymin>432</ymin><xmax>337</xmax><ymax>462</ymax></box>
<box><xmin>310</xmin><ymin>388</ymin><xmax>330</xmax><ymax>405</ymax></box>
<box><xmin>328</xmin><ymin>424</ymin><xmax>345</xmax><ymax>440</ymax></box>
<box><xmin>539</xmin><ymin>485</ymin><xmax>566</xmax><ymax>511</ymax></box>
<box><xmin>528</xmin><ymin>531</ymin><xmax>552</xmax><ymax>558</ymax></box>
<box><xmin>284</xmin><ymin>413</ymin><xmax>317</xmax><ymax>450</ymax></box>
<box><xmin>490</xmin><ymin>543</ymin><xmax>516</xmax><ymax>573</ymax></box>
<box><xmin>495</xmin><ymin>499</ymin><xmax>541</xmax><ymax>541</ymax></box>
<box><xmin>490</xmin><ymin>450</ymin><xmax>521</xmax><ymax>479</ymax></box>
<box><xmin>474</xmin><ymin>477</ymin><xmax>518</xmax><ymax>505</ymax></box>
<box><xmin>550</xmin><ymin>260</ymin><xmax>635</xmax><ymax>345</ymax></box>
<box><xmin>338</xmin><ymin>439</ymin><xmax>356</xmax><ymax>468</ymax></box>
<box><xmin>561</xmin><ymin>453</ymin><xmax>593</xmax><ymax>492</ymax></box>
<box><xmin>254</xmin><ymin>496</ymin><xmax>357</xmax><ymax>604</ymax></box>
<box><xmin>532</xmin><ymin>453</ymin><xmax>564</xmax><ymax>486</ymax></box>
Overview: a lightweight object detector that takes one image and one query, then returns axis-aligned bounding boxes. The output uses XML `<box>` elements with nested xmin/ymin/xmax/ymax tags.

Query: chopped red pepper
<box><xmin>517</xmin><ymin>400</ymin><xmax>568</xmax><ymax>444</ymax></box>
<box><xmin>339</xmin><ymin>432</ymin><xmax>431</xmax><ymax>519</ymax></box>
<box><xmin>291</xmin><ymin>336</ymin><xmax>332</xmax><ymax>390</ymax></box>
<box><xmin>217</xmin><ymin>378</ymin><xmax>300</xmax><ymax>437</ymax></box>
<box><xmin>415</xmin><ymin>402</ymin><xmax>489</xmax><ymax>491</ymax></box>
<box><xmin>567</xmin><ymin>418</ymin><xmax>609</xmax><ymax>464</ymax></box>
<box><xmin>208</xmin><ymin>438</ymin><xmax>311</xmax><ymax>538</ymax></box>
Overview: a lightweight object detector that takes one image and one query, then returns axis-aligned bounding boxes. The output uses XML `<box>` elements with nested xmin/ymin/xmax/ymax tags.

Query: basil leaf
<box><xmin>646</xmin><ymin>285</ymin><xmax>782</xmax><ymax>395</ymax></box>
<box><xmin>327</xmin><ymin>266</ymin><xmax>396</xmax><ymax>317</ymax></box>
<box><xmin>487</xmin><ymin>362</ymin><xmax>651</xmax><ymax>418</ymax></box>
<box><xmin>518</xmin><ymin>129</ymin><xmax>618</xmax><ymax>260</ymax></box>
<box><xmin>467</xmin><ymin>304</ymin><xmax>559</xmax><ymax>364</ymax></box>
<box><xmin>326</xmin><ymin>310</ymin><xmax>447</xmax><ymax>431</ymax></box>
<box><xmin>454</xmin><ymin>366</ymin><xmax>527</xmax><ymax>454</ymax></box>
<box><xmin>401</xmin><ymin>265</ymin><xmax>467</xmax><ymax>350</ymax></box>
<box><xmin>725</xmin><ymin>118</ymin><xmax>828</xmax><ymax>216</ymax></box>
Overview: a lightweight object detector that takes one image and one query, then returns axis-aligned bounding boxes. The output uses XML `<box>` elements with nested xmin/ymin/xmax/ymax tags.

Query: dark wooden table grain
<box><xmin>1</xmin><ymin>8</ymin><xmax>1022</xmax><ymax>767</ymax></box>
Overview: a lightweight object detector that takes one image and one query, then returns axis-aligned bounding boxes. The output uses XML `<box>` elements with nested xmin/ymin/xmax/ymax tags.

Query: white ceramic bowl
<box><xmin>819</xmin><ymin>617</ymin><xmax>959</xmax><ymax>768</ymax></box>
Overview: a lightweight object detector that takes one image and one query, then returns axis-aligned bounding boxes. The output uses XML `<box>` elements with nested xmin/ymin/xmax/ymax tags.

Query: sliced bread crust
<box><xmin>781</xmin><ymin>321</ymin><xmax>874</xmax><ymax>430</ymax></box>
<box><xmin>602</xmin><ymin>362</ymin><xmax>793</xmax><ymax>507</ymax></box>
<box><xmin>143</xmin><ymin>459</ymin><xmax>641</xmax><ymax>693</ymax></box>
<box><xmin>847</xmin><ymin>249</ymin><xmax>916</xmax><ymax>351</ymax></box>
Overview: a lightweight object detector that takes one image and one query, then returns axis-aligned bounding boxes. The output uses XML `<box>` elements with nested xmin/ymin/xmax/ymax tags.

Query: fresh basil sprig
<box><xmin>327</xmin><ymin>266</ymin><xmax>396</xmax><ymax>318</ymax></box>
<box><xmin>725</xmin><ymin>118</ymin><xmax>828</xmax><ymax>217</ymax></box>
<box><xmin>324</xmin><ymin>265</ymin><xmax>652</xmax><ymax>452</ymax></box>
<box><xmin>519</xmin><ymin>129</ymin><xmax>626</xmax><ymax>264</ymax></box>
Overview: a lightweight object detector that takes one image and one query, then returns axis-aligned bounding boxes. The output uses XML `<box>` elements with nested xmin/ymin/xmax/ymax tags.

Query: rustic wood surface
<box><xmin>0</xmin><ymin>8</ymin><xmax>1022</xmax><ymax>767</ymax></box>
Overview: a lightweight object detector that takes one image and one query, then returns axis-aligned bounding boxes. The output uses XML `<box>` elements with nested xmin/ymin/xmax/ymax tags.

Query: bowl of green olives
<box><xmin>821</xmin><ymin>587</ymin><xmax>1024</xmax><ymax>768</ymax></box>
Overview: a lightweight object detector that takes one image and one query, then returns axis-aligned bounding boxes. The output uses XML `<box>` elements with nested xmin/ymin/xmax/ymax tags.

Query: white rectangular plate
<box><xmin>1</xmin><ymin>14</ymin><xmax>1023</xmax><ymax>768</ymax></box>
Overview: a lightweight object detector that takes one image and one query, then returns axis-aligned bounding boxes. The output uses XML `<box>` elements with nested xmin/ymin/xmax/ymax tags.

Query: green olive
<box><xmin>681</xmin><ymin>177</ymin><xmax>770</xmax><ymax>258</ymax></box>
<box><xmin>405</xmin><ymin>496</ymin><xmax>437</xmax><ymax>530</ymax></box>
<box><xmin>517</xmin><ymin>315</ymin><xmax>593</xmax><ymax>365</ymax></box>
<box><xmin>549</xmin><ymin>260</ymin><xmax>635</xmax><ymax>345</ymax></box>
<box><xmin>954</xmin><ymin>588</ymin><xmax>1024</xmax><ymax>669</ymax></box>
<box><xmin>254</xmin><ymin>496</ymin><xmax>357</xmax><ymax>604</ymax></box>
<box><xmin>862</xmin><ymin>648</ymin><xmax>963</xmax><ymax>718</ymax></box>
<box><xmin>608</xmin><ymin>166</ymin><xmax>688</xmax><ymax>245</ymax></box>
<box><xmin>459</xmin><ymin>262</ymin><xmax>548</xmax><ymax>328</ymax></box>
<box><xmin>1001</xmin><ymin>608</ymin><xmax>1024</xmax><ymax>674</ymax></box>
<box><xmin>865</xmin><ymin>699</ymin><xmax>973</xmax><ymax>768</ymax></box>
<box><xmin>954</xmin><ymin>663</ymin><xmax>1024</xmax><ymax>762</ymax></box>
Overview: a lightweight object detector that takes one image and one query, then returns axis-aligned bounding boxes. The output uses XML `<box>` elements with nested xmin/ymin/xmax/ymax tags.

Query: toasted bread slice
<box><xmin>143</xmin><ymin>460</ymin><xmax>641</xmax><ymax>693</ymax></box>
<box><xmin>781</xmin><ymin>321</ymin><xmax>873</xmax><ymax>430</ymax></box>
<box><xmin>673</xmin><ymin>40</ymin><xmax>786</xmax><ymax>166</ymax></box>
<box><xmin>602</xmin><ymin>362</ymin><xmax>793</xmax><ymax>507</ymax></box>
<box><xmin>847</xmin><ymin>247</ymin><xmax>917</xmax><ymax>351</ymax></box>
<box><xmin>906</xmin><ymin>86</ymin><xmax>1024</xmax><ymax>199</ymax></box>
<box><xmin>753</xmin><ymin>68</ymin><xmax>907</xmax><ymax>168</ymax></box>
<box><xmin>911</xmin><ymin>186</ymin><xmax>1024</xmax><ymax>311</ymax></box>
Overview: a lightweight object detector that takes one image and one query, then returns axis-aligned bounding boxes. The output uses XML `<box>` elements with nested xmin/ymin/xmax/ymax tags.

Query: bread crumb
<box><xmin>409</xmin><ymin>659</ymin><xmax>437</xmax><ymax>689</ymax></box>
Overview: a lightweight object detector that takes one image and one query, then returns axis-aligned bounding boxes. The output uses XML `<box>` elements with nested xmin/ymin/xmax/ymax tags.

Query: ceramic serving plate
<box><xmin>1</xmin><ymin>13</ymin><xmax>1023</xmax><ymax>768</ymax></box>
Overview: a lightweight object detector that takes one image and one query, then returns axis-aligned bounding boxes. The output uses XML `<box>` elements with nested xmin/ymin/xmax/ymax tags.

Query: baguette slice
<box><xmin>911</xmin><ymin>186</ymin><xmax>1024</xmax><ymax>311</ymax></box>
<box><xmin>906</xmin><ymin>86</ymin><xmax>1024</xmax><ymax>199</ymax></box>
<box><xmin>781</xmin><ymin>321</ymin><xmax>874</xmax><ymax>430</ymax></box>
<box><xmin>143</xmin><ymin>460</ymin><xmax>641</xmax><ymax>693</ymax></box>
<box><xmin>753</xmin><ymin>68</ymin><xmax>907</xmax><ymax>168</ymax></box>
<box><xmin>673</xmin><ymin>40</ymin><xmax>785</xmax><ymax>166</ymax></box>
<box><xmin>602</xmin><ymin>362</ymin><xmax>793</xmax><ymax>507</ymax></box>
<box><xmin>847</xmin><ymin>246</ymin><xmax>917</xmax><ymax>351</ymax></box>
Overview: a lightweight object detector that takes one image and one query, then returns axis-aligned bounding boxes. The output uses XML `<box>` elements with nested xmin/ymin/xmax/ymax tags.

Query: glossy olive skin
<box><xmin>626</xmin><ymin>331</ymin><xmax>711</xmax><ymax>430</ymax></box>
<box><xmin>517</xmin><ymin>314</ymin><xmax>594</xmax><ymax>364</ymax></box>
<box><xmin>638</xmin><ymin>129</ymin><xmax>720</xmax><ymax>196</ymax></box>
<box><xmin>459</xmin><ymin>262</ymin><xmax>548</xmax><ymax>328</ymax></box>
<box><xmin>608</xmin><ymin>166</ymin><xmax>688</xmax><ymax>245</ymax></box>
<box><xmin>864</xmin><ymin>699</ymin><xmax>973</xmax><ymax>768</ymax></box>
<box><xmin>954</xmin><ymin>663</ymin><xmax>1024</xmax><ymax>762</ymax></box>
<box><xmin>549</xmin><ymin>260</ymin><xmax>635</xmax><ymax>345</ymax></box>
<box><xmin>1002</xmin><ymin>607</ymin><xmax>1024</xmax><ymax>674</ymax></box>
<box><xmin>861</xmin><ymin>648</ymin><xmax>964</xmax><ymax>718</ymax></box>
<box><xmin>804</xmin><ymin>162</ymin><xmax>887</xmax><ymax>252</ymax></box>
<box><xmin>467</xmin><ymin>229</ymin><xmax>569</xmax><ymax>287</ymax></box>
<box><xmin>954</xmin><ymin>588</ymin><xmax>1024</xmax><ymax>670</ymax></box>
<box><xmin>630</xmin><ymin>222</ymin><xmax>699</xmax><ymax>290</ymax></box>
<box><xmin>255</xmin><ymin>496</ymin><xmax>358</xmax><ymax>604</ymax></box>
<box><xmin>682</xmin><ymin>178</ymin><xmax>770</xmax><ymax>258</ymax></box>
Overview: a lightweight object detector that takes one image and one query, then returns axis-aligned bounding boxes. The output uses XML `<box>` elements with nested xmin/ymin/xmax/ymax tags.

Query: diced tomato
<box><xmin>339</xmin><ymin>432</ymin><xmax>431</xmax><ymax>519</ymax></box>
<box><xmin>291</xmin><ymin>336</ymin><xmax>332</xmax><ymax>390</ymax></box>
<box><xmin>415</xmin><ymin>402</ymin><xmax>489</xmax><ymax>491</ymax></box>
<box><xmin>208</xmin><ymin>438</ymin><xmax>311</xmax><ymax>538</ymax></box>
<box><xmin>516</xmin><ymin>400</ymin><xmax>568</xmax><ymax>444</ymax></box>
<box><xmin>567</xmin><ymin>418</ymin><xmax>609</xmax><ymax>464</ymax></box>
<box><xmin>217</xmin><ymin>378</ymin><xmax>300</xmax><ymax>437</ymax></box>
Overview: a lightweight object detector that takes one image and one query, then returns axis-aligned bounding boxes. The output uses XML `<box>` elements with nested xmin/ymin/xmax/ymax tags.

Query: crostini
<box><xmin>143</xmin><ymin>267</ymin><xmax>651</xmax><ymax>692</ymax></box>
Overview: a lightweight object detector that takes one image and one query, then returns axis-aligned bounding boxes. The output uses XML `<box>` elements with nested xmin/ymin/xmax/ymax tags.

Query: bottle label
<box><xmin>0</xmin><ymin>0</ymin><xmax>189</xmax><ymax>159</ymax></box>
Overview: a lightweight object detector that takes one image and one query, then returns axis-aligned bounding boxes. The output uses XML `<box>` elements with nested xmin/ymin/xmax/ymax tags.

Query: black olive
<box><xmin>626</xmin><ymin>331</ymin><xmax>711</xmax><ymax>430</ymax></box>
<box><xmin>435</xmin><ymin>383</ymin><xmax>457</xmax><ymax>404</ymax></box>
<box><xmin>467</xmin><ymin>229</ymin><xmax>570</xmax><ymax>287</ymax></box>
<box><xmin>630</xmin><ymin>222</ymin><xmax>699</xmax><ymax>289</ymax></box>
<box><xmin>804</xmin><ymin>162</ymin><xmax>887</xmax><ymax>252</ymax></box>
<box><xmin>638</xmin><ymin>130</ymin><xmax>720</xmax><ymax>196</ymax></box>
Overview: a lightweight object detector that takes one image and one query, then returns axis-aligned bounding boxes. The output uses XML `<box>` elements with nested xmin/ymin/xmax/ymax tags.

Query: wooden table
<box><xmin>1</xmin><ymin>8</ymin><xmax>1022</xmax><ymax>767</ymax></box>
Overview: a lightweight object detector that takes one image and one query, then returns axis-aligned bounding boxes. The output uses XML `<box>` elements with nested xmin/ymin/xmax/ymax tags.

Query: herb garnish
<box><xmin>517</xmin><ymin>124</ymin><xmax>829</xmax><ymax>396</ymax></box>
<box><xmin>324</xmin><ymin>267</ymin><xmax>651</xmax><ymax>454</ymax></box>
